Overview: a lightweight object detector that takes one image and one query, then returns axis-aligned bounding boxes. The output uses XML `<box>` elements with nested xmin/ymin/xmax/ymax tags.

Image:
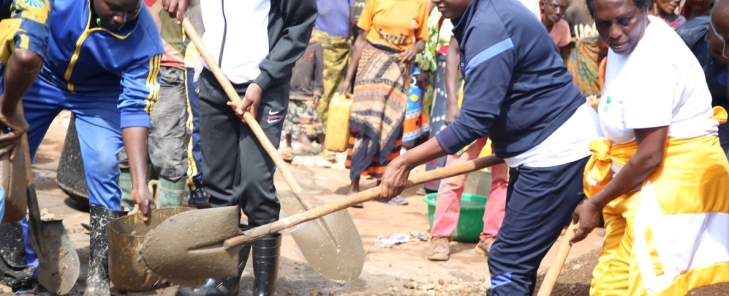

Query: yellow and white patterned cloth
<box><xmin>584</xmin><ymin>107</ymin><xmax>729</xmax><ymax>295</ymax></box>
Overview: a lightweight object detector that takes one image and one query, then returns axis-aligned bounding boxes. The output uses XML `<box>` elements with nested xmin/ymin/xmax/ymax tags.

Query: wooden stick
<box><xmin>181</xmin><ymin>18</ymin><xmax>308</xmax><ymax>206</ymax></box>
<box><xmin>223</xmin><ymin>155</ymin><xmax>505</xmax><ymax>249</ymax></box>
<box><xmin>536</xmin><ymin>222</ymin><xmax>579</xmax><ymax>296</ymax></box>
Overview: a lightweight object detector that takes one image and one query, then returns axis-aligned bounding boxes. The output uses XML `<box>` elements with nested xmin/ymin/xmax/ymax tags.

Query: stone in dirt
<box><xmin>404</xmin><ymin>281</ymin><xmax>417</xmax><ymax>289</ymax></box>
<box><xmin>421</xmin><ymin>283</ymin><xmax>435</xmax><ymax>290</ymax></box>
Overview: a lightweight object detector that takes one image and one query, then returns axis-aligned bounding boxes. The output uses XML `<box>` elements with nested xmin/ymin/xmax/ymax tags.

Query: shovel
<box><xmin>180</xmin><ymin>19</ymin><xmax>365</xmax><ymax>283</ymax></box>
<box><xmin>139</xmin><ymin>154</ymin><xmax>504</xmax><ymax>280</ymax></box>
<box><xmin>20</xmin><ymin>132</ymin><xmax>80</xmax><ymax>295</ymax></box>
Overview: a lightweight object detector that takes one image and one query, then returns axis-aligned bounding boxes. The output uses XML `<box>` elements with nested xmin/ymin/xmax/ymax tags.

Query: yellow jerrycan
<box><xmin>325</xmin><ymin>92</ymin><xmax>353</xmax><ymax>152</ymax></box>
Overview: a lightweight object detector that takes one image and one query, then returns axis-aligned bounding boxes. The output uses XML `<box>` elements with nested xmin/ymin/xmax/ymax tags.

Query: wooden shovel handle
<box><xmin>181</xmin><ymin>19</ymin><xmax>308</xmax><ymax>205</ymax></box>
<box><xmin>223</xmin><ymin>155</ymin><xmax>505</xmax><ymax>249</ymax></box>
<box><xmin>536</xmin><ymin>222</ymin><xmax>579</xmax><ymax>296</ymax></box>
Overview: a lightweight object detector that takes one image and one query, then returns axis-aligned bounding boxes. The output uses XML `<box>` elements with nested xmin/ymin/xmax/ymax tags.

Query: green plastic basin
<box><xmin>423</xmin><ymin>193</ymin><xmax>487</xmax><ymax>243</ymax></box>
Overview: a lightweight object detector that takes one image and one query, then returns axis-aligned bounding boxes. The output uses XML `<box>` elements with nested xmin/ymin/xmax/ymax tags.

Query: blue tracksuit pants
<box><xmin>23</xmin><ymin>78</ymin><xmax>125</xmax><ymax>210</ymax></box>
<box><xmin>489</xmin><ymin>156</ymin><xmax>589</xmax><ymax>296</ymax></box>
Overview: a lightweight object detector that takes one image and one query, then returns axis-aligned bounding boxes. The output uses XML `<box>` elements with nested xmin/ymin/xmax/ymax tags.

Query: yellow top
<box><xmin>357</xmin><ymin>0</ymin><xmax>430</xmax><ymax>51</ymax></box>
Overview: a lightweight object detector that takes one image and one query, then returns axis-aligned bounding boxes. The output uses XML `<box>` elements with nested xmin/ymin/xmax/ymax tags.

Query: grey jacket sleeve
<box><xmin>254</xmin><ymin>0</ymin><xmax>318</xmax><ymax>91</ymax></box>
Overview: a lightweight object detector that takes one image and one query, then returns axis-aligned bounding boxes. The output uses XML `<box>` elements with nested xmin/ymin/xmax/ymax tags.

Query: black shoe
<box><xmin>251</xmin><ymin>233</ymin><xmax>281</xmax><ymax>296</ymax></box>
<box><xmin>189</xmin><ymin>186</ymin><xmax>211</xmax><ymax>209</ymax></box>
<box><xmin>176</xmin><ymin>228</ymin><xmax>252</xmax><ymax>296</ymax></box>
<box><xmin>84</xmin><ymin>206</ymin><xmax>125</xmax><ymax>296</ymax></box>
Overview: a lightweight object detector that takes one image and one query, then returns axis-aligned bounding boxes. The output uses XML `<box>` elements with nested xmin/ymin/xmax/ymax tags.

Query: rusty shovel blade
<box><xmin>32</xmin><ymin>219</ymin><xmax>80</xmax><ymax>295</ymax></box>
<box><xmin>27</xmin><ymin>185</ymin><xmax>80</xmax><ymax>295</ymax></box>
<box><xmin>139</xmin><ymin>202</ymin><xmax>366</xmax><ymax>283</ymax></box>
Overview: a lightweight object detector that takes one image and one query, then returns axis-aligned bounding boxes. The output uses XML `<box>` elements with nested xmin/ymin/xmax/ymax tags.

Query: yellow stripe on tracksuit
<box><xmin>144</xmin><ymin>55</ymin><xmax>161</xmax><ymax>114</ymax></box>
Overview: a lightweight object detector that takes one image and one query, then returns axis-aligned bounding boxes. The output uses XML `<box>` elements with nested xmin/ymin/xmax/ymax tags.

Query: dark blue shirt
<box><xmin>677</xmin><ymin>17</ymin><xmax>729</xmax><ymax>110</ymax></box>
<box><xmin>436</xmin><ymin>0</ymin><xmax>584</xmax><ymax>158</ymax></box>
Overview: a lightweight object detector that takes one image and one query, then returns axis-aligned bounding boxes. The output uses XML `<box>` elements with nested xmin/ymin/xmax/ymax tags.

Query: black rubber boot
<box><xmin>251</xmin><ymin>233</ymin><xmax>281</xmax><ymax>296</ymax></box>
<box><xmin>84</xmin><ymin>206</ymin><xmax>125</xmax><ymax>296</ymax></box>
<box><xmin>175</xmin><ymin>228</ymin><xmax>252</xmax><ymax>296</ymax></box>
<box><xmin>188</xmin><ymin>185</ymin><xmax>211</xmax><ymax>209</ymax></box>
<box><xmin>0</xmin><ymin>222</ymin><xmax>35</xmax><ymax>290</ymax></box>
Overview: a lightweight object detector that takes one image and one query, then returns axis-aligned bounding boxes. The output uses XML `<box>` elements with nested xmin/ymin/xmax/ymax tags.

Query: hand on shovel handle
<box><xmin>223</xmin><ymin>155</ymin><xmax>505</xmax><ymax>249</ymax></box>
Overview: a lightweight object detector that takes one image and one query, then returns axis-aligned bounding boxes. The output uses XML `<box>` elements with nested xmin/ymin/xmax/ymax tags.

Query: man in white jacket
<box><xmin>176</xmin><ymin>1</ymin><xmax>317</xmax><ymax>295</ymax></box>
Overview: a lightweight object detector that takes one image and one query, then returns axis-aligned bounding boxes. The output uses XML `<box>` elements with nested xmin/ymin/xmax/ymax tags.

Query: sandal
<box><xmin>281</xmin><ymin>147</ymin><xmax>294</xmax><ymax>162</ymax></box>
<box><xmin>387</xmin><ymin>195</ymin><xmax>409</xmax><ymax>206</ymax></box>
<box><xmin>415</xmin><ymin>187</ymin><xmax>427</xmax><ymax>195</ymax></box>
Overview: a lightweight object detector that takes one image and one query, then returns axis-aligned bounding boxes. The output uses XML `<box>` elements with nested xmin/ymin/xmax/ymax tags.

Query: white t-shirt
<box><xmin>598</xmin><ymin>16</ymin><xmax>716</xmax><ymax>144</ymax></box>
<box><xmin>505</xmin><ymin>103</ymin><xmax>600</xmax><ymax>168</ymax></box>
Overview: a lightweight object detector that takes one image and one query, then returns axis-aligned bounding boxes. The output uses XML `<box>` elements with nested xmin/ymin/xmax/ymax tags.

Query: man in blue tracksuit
<box><xmin>0</xmin><ymin>0</ymin><xmax>49</xmax><ymax>291</ymax></box>
<box><xmin>0</xmin><ymin>0</ymin><xmax>187</xmax><ymax>293</ymax></box>
<box><xmin>0</xmin><ymin>0</ymin><xmax>49</xmax><ymax>224</ymax></box>
<box><xmin>380</xmin><ymin>0</ymin><xmax>600</xmax><ymax>294</ymax></box>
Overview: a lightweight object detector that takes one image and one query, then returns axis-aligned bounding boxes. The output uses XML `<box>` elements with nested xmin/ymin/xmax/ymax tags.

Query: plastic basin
<box><xmin>423</xmin><ymin>193</ymin><xmax>487</xmax><ymax>243</ymax></box>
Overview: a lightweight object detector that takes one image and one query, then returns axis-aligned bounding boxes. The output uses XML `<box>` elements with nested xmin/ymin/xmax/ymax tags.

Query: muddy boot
<box><xmin>156</xmin><ymin>177</ymin><xmax>185</xmax><ymax>208</ymax></box>
<box><xmin>84</xmin><ymin>206</ymin><xmax>124</xmax><ymax>296</ymax></box>
<box><xmin>175</xmin><ymin>230</ymin><xmax>252</xmax><ymax>296</ymax></box>
<box><xmin>0</xmin><ymin>222</ymin><xmax>35</xmax><ymax>290</ymax></box>
<box><xmin>119</xmin><ymin>168</ymin><xmax>134</xmax><ymax>212</ymax></box>
<box><xmin>251</xmin><ymin>233</ymin><xmax>281</xmax><ymax>296</ymax></box>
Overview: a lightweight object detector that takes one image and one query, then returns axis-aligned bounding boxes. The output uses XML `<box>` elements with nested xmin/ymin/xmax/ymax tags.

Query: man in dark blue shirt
<box><xmin>682</xmin><ymin>17</ymin><xmax>729</xmax><ymax>157</ymax></box>
<box><xmin>380</xmin><ymin>0</ymin><xmax>600</xmax><ymax>294</ymax></box>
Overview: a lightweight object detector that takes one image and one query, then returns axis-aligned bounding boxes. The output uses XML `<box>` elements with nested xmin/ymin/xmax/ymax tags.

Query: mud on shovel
<box><xmin>20</xmin><ymin>131</ymin><xmax>80</xmax><ymax>294</ymax></box>
<box><xmin>139</xmin><ymin>155</ymin><xmax>504</xmax><ymax>280</ymax></box>
<box><xmin>177</xmin><ymin>19</ymin><xmax>364</xmax><ymax>283</ymax></box>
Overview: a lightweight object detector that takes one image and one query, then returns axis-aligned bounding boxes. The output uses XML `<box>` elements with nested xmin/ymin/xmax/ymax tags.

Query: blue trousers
<box><xmin>718</xmin><ymin>122</ymin><xmax>729</xmax><ymax>159</ymax></box>
<box><xmin>186</xmin><ymin>67</ymin><xmax>203</xmax><ymax>186</ymax></box>
<box><xmin>23</xmin><ymin>78</ymin><xmax>125</xmax><ymax>210</ymax></box>
<box><xmin>489</xmin><ymin>156</ymin><xmax>589</xmax><ymax>296</ymax></box>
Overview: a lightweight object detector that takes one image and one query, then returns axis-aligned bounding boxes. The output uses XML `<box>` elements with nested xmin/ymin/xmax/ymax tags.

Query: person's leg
<box><xmin>285</xmin><ymin>134</ymin><xmax>293</xmax><ymax>148</ymax></box>
<box><xmin>177</xmin><ymin>70</ymin><xmax>252</xmax><ymax>296</ymax></box>
<box><xmin>428</xmin><ymin>137</ymin><xmax>487</xmax><ymax>260</ymax></box>
<box><xmin>477</xmin><ymin>159</ymin><xmax>509</xmax><ymax>255</ymax></box>
<box><xmin>185</xmin><ymin>67</ymin><xmax>207</xmax><ymax>206</ymax></box>
<box><xmin>238</xmin><ymin>82</ymin><xmax>287</xmax><ymax>296</ymax></box>
<box><xmin>314</xmin><ymin>30</ymin><xmax>351</xmax><ymax>129</ymax></box>
<box><xmin>589</xmin><ymin>197</ymin><xmax>635</xmax><ymax>296</ymax></box>
<box><xmin>488</xmin><ymin>157</ymin><xmax>589</xmax><ymax>296</ymax></box>
<box><xmin>197</xmin><ymin>70</ymin><xmax>244</xmax><ymax>209</ymax></box>
<box><xmin>2</xmin><ymin>78</ymin><xmax>63</xmax><ymax>291</ymax></box>
<box><xmin>71</xmin><ymin>93</ymin><xmax>127</xmax><ymax>296</ymax></box>
<box><xmin>148</xmin><ymin>67</ymin><xmax>188</xmax><ymax>208</ymax></box>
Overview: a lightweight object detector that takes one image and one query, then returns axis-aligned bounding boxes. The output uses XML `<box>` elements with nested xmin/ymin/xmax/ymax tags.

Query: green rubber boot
<box><xmin>119</xmin><ymin>168</ymin><xmax>134</xmax><ymax>212</ymax></box>
<box><xmin>156</xmin><ymin>177</ymin><xmax>185</xmax><ymax>208</ymax></box>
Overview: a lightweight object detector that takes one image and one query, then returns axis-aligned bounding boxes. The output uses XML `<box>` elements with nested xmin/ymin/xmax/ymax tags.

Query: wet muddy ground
<box><xmin>2</xmin><ymin>111</ymin><xmax>726</xmax><ymax>295</ymax></box>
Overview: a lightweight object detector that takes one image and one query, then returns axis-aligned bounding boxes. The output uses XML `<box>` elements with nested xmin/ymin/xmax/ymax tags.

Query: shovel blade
<box><xmin>32</xmin><ymin>219</ymin><xmax>80</xmax><ymax>295</ymax></box>
<box><xmin>289</xmin><ymin>209</ymin><xmax>364</xmax><ymax>283</ymax></box>
<box><xmin>139</xmin><ymin>206</ymin><xmax>244</xmax><ymax>280</ymax></box>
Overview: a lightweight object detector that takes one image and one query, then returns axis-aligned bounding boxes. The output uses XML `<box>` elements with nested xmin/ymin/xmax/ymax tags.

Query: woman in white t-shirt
<box><xmin>571</xmin><ymin>0</ymin><xmax>729</xmax><ymax>294</ymax></box>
